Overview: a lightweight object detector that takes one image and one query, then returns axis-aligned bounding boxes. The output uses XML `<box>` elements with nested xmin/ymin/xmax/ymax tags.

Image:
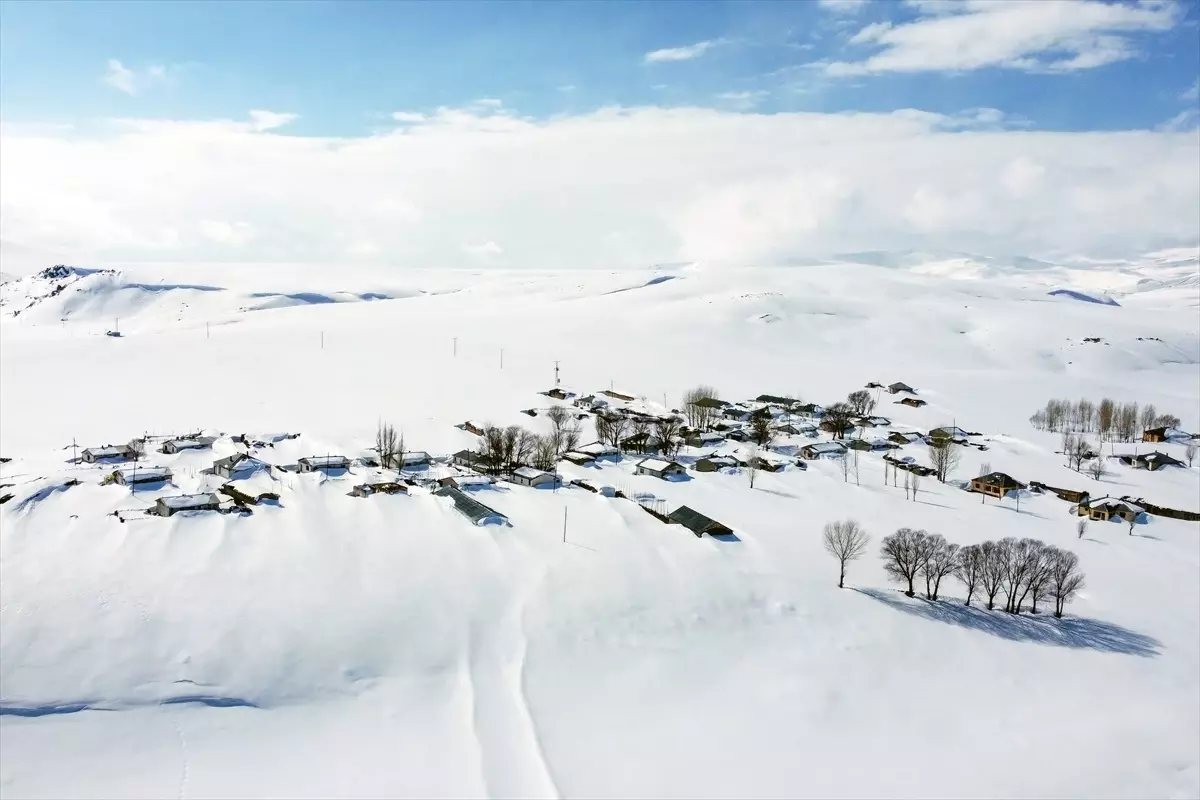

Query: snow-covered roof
<box><xmin>301</xmin><ymin>455</ymin><xmax>349</xmax><ymax>466</ymax></box>
<box><xmin>400</xmin><ymin>451</ymin><xmax>431</xmax><ymax>463</ymax></box>
<box><xmin>159</xmin><ymin>493</ymin><xmax>219</xmax><ymax>509</ymax></box>
<box><xmin>638</xmin><ymin>458</ymin><xmax>681</xmax><ymax>472</ymax></box>
<box><xmin>805</xmin><ymin>442</ymin><xmax>846</xmax><ymax>455</ymax></box>
<box><xmin>85</xmin><ymin>445</ymin><xmax>129</xmax><ymax>457</ymax></box>
<box><xmin>116</xmin><ymin>466</ymin><xmax>172</xmax><ymax>481</ymax></box>
<box><xmin>450</xmin><ymin>474</ymin><xmax>493</xmax><ymax>486</ymax></box>
<box><xmin>579</xmin><ymin>441</ymin><xmax>619</xmax><ymax>455</ymax></box>
<box><xmin>513</xmin><ymin>466</ymin><xmax>552</xmax><ymax>480</ymax></box>
<box><xmin>164</xmin><ymin>438</ymin><xmax>213</xmax><ymax>450</ymax></box>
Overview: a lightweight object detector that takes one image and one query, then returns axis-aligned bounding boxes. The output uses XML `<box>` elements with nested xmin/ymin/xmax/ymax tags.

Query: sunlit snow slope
<box><xmin>1</xmin><ymin>259</ymin><xmax>1198</xmax><ymax>799</ymax></box>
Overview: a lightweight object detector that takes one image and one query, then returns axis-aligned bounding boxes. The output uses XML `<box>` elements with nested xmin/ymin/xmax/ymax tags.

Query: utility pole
<box><xmin>453</xmin><ymin>337</ymin><xmax>458</xmax><ymax>357</ymax></box>
<box><xmin>71</xmin><ymin>437</ymin><xmax>78</xmax><ymax>465</ymax></box>
<box><xmin>554</xmin><ymin>361</ymin><xmax>560</xmax><ymax>389</ymax></box>
<box><xmin>206</xmin><ymin>322</ymin><xmax>210</xmax><ymax>340</ymax></box>
<box><xmin>320</xmin><ymin>331</ymin><xmax>324</xmax><ymax>350</ymax></box>
<box><xmin>500</xmin><ymin>348</ymin><xmax>504</xmax><ymax>369</ymax></box>
<box><xmin>563</xmin><ymin>506</ymin><xmax>568</xmax><ymax>543</ymax></box>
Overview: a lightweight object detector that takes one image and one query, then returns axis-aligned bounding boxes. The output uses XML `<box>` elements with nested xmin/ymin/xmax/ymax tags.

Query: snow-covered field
<box><xmin>1</xmin><ymin>255</ymin><xmax>1198</xmax><ymax>799</ymax></box>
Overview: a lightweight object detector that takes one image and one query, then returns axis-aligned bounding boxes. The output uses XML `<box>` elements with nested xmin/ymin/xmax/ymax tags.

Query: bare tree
<box><xmin>1061</xmin><ymin>430</ymin><xmax>1076</xmax><ymax>458</ymax></box>
<box><xmin>1000</xmin><ymin>537</ymin><xmax>1044</xmax><ymax>613</ymax></box>
<box><xmin>823</xmin><ymin>520</ymin><xmax>870</xmax><ymax>589</ymax></box>
<box><xmin>747</xmin><ymin>446</ymin><xmax>759</xmax><ymax>489</ymax></box>
<box><xmin>599</xmin><ymin>413</ymin><xmax>629</xmax><ymax>449</ymax></box>
<box><xmin>1139</xmin><ymin>403</ymin><xmax>1158</xmax><ymax>436</ymax></box>
<box><xmin>750</xmin><ymin>411</ymin><xmax>774</xmax><ymax>448</ymax></box>
<box><xmin>1077</xmin><ymin>399</ymin><xmax>1096</xmax><ymax>432</ymax></box>
<box><xmin>840</xmin><ymin>449</ymin><xmax>851</xmax><ymax>483</ymax></box>
<box><xmin>880</xmin><ymin>527</ymin><xmax>925</xmax><ymax>597</ymax></box>
<box><xmin>654</xmin><ymin>417</ymin><xmax>681</xmax><ymax>458</ymax></box>
<box><xmin>929</xmin><ymin>440</ymin><xmax>960</xmax><ymax>482</ymax></box>
<box><xmin>1097</xmin><ymin>397</ymin><xmax>1115</xmax><ymax>440</ymax></box>
<box><xmin>847</xmin><ymin>389</ymin><xmax>875</xmax><ymax>417</ymax></box>
<box><xmin>683</xmin><ymin>385</ymin><xmax>720</xmax><ymax>430</ymax></box>
<box><xmin>1088</xmin><ymin>455</ymin><xmax>1106</xmax><ymax>481</ymax></box>
<box><xmin>375</xmin><ymin>419</ymin><xmax>399</xmax><ymax>469</ymax></box>
<box><xmin>127</xmin><ymin>437</ymin><xmax>146</xmax><ymax>464</ymax></box>
<box><xmin>546</xmin><ymin>405</ymin><xmax>571</xmax><ymax>453</ymax></box>
<box><xmin>1154</xmin><ymin>413</ymin><xmax>1181</xmax><ymax>429</ymax></box>
<box><xmin>910</xmin><ymin>471</ymin><xmax>921</xmax><ymax>500</ymax></box>
<box><xmin>1187</xmin><ymin>443</ymin><xmax>1197</xmax><ymax>468</ymax></box>
<box><xmin>481</xmin><ymin>425</ymin><xmax>506</xmax><ymax>475</ymax></box>
<box><xmin>920</xmin><ymin>535</ymin><xmax>959</xmax><ymax>601</ymax></box>
<box><xmin>1070</xmin><ymin>437</ymin><xmax>1093</xmax><ymax>472</ymax></box>
<box><xmin>1049</xmin><ymin>549</ymin><xmax>1086</xmax><ymax>618</ymax></box>
<box><xmin>1029</xmin><ymin>409</ymin><xmax>1048</xmax><ymax>431</ymax></box>
<box><xmin>532</xmin><ymin>434</ymin><xmax>559</xmax><ymax>471</ymax></box>
<box><xmin>822</xmin><ymin>402</ymin><xmax>855</xmax><ymax>440</ymax></box>
<box><xmin>955</xmin><ymin>544</ymin><xmax>985</xmax><ymax>606</ymax></box>
<box><xmin>1117</xmin><ymin>402</ymin><xmax>1139</xmax><ymax>442</ymax></box>
<box><xmin>562</xmin><ymin>423</ymin><xmax>582</xmax><ymax>455</ymax></box>
<box><xmin>903</xmin><ymin>471</ymin><xmax>910</xmax><ymax>499</ymax></box>
<box><xmin>978</xmin><ymin>461</ymin><xmax>992</xmax><ymax>477</ymax></box>
<box><xmin>1077</xmin><ymin>519</ymin><xmax>1088</xmax><ymax>539</ymax></box>
<box><xmin>979</xmin><ymin>540</ymin><xmax>1005</xmax><ymax>610</ymax></box>
<box><xmin>627</xmin><ymin>417</ymin><xmax>652</xmax><ymax>453</ymax></box>
<box><xmin>1025</xmin><ymin>545</ymin><xmax>1056</xmax><ymax>614</ymax></box>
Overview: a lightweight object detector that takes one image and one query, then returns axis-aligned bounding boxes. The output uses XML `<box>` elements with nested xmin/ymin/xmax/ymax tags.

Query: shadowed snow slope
<box><xmin>1</xmin><ymin>262</ymin><xmax>1198</xmax><ymax>799</ymax></box>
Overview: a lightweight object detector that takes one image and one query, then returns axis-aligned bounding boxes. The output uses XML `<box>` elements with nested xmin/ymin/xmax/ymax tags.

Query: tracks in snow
<box><xmin>457</xmin><ymin>529</ymin><xmax>559</xmax><ymax>800</ymax></box>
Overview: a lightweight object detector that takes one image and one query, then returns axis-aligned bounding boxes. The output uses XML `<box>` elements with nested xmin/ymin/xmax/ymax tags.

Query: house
<box><xmin>510</xmin><ymin>466</ymin><xmax>561</xmax><ymax>488</ymax></box>
<box><xmin>1122</xmin><ymin>451</ymin><xmax>1186</xmax><ymax>471</ymax></box>
<box><xmin>743</xmin><ymin>456</ymin><xmax>784</xmax><ymax>472</ymax></box>
<box><xmin>794</xmin><ymin>403</ymin><xmax>825</xmax><ymax>418</ymax></box>
<box><xmin>398</xmin><ymin>451</ymin><xmax>431</xmax><ymax>468</ymax></box>
<box><xmin>545</xmin><ymin>388</ymin><xmax>572</xmax><ymax>400</ymax></box>
<box><xmin>773</xmin><ymin>423</ymin><xmax>804</xmax><ymax>436</ymax></box>
<box><xmin>154</xmin><ymin>492</ymin><xmax>221</xmax><ymax>517</ymax></box>
<box><xmin>297</xmin><ymin>455</ymin><xmax>351</xmax><ymax>473</ymax></box>
<box><xmin>437</xmin><ymin>474</ymin><xmax>495</xmax><ymax>491</ymax></box>
<box><xmin>81</xmin><ymin>444</ymin><xmax>133</xmax><ymax>463</ymax></box>
<box><xmin>686</xmin><ymin>431</ymin><xmax>726</xmax><ymax>448</ymax></box>
<box><xmin>858</xmin><ymin>416</ymin><xmax>891</xmax><ymax>428</ymax></box>
<box><xmin>970</xmin><ymin>471</ymin><xmax>1026</xmax><ymax>498</ymax></box>
<box><xmin>1079</xmin><ymin>497</ymin><xmax>1143</xmax><ymax>523</ymax></box>
<box><xmin>452</xmin><ymin>450</ymin><xmax>495</xmax><ymax>471</ymax></box>
<box><xmin>212</xmin><ymin>453</ymin><xmax>270</xmax><ymax>479</ymax></box>
<box><xmin>888</xmin><ymin>431</ymin><xmax>923</xmax><ymax>445</ymax></box>
<box><xmin>458</xmin><ymin>421</ymin><xmax>486</xmax><ymax>436</ymax></box>
<box><xmin>112</xmin><ymin>466</ymin><xmax>172</xmax><ymax>486</ymax></box>
<box><xmin>635</xmin><ymin>458</ymin><xmax>687</xmax><ymax>479</ymax></box>
<box><xmin>689</xmin><ymin>396</ymin><xmax>727</xmax><ymax>411</ymax></box>
<box><xmin>819</xmin><ymin>420</ymin><xmax>856</xmax><ymax>437</ymax></box>
<box><xmin>579</xmin><ymin>441</ymin><xmax>621</xmax><ymax>460</ymax></box>
<box><xmin>622</xmin><ymin>432</ymin><xmax>663</xmax><ymax>454</ymax></box>
<box><xmin>574</xmin><ymin>394</ymin><xmax>608</xmax><ymax>410</ymax></box>
<box><xmin>1028</xmin><ymin>481</ymin><xmax>1089</xmax><ymax>504</ymax></box>
<box><xmin>160</xmin><ymin>437</ymin><xmax>217</xmax><ymax>454</ymax></box>
<box><xmin>602</xmin><ymin>389</ymin><xmax>636</xmax><ymax>402</ymax></box>
<box><xmin>722</xmin><ymin>406</ymin><xmax>751</xmax><ymax>421</ymax></box>
<box><xmin>848</xmin><ymin>438</ymin><xmax>894</xmax><ymax>452</ymax></box>
<box><xmin>694</xmin><ymin>456</ymin><xmax>737</xmax><ymax>473</ymax></box>
<box><xmin>755</xmin><ymin>394</ymin><xmax>797</xmax><ymax>407</ymax></box>
<box><xmin>521</xmin><ymin>408</ymin><xmax>538</xmax><ymax>417</ymax></box>
<box><xmin>1142</xmin><ymin>427</ymin><xmax>1170</xmax><ymax>443</ymax></box>
<box><xmin>562</xmin><ymin>451</ymin><xmax>597</xmax><ymax>466</ymax></box>
<box><xmin>668</xmin><ymin>506</ymin><xmax>733</xmax><ymax>537</ymax></box>
<box><xmin>898</xmin><ymin>397</ymin><xmax>927</xmax><ymax>408</ymax></box>
<box><xmin>800</xmin><ymin>442</ymin><xmax>846</xmax><ymax>460</ymax></box>
<box><xmin>888</xmin><ymin>382</ymin><xmax>917</xmax><ymax>395</ymax></box>
<box><xmin>866</xmin><ymin>382</ymin><xmax>884</xmax><ymax>389</ymax></box>
<box><xmin>434</xmin><ymin>487</ymin><xmax>508</xmax><ymax>526</ymax></box>
<box><xmin>929</xmin><ymin>426</ymin><xmax>970</xmax><ymax>441</ymax></box>
<box><xmin>350</xmin><ymin>481</ymin><xmax>409</xmax><ymax>497</ymax></box>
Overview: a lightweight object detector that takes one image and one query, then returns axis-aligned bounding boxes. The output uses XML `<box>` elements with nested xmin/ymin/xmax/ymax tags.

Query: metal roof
<box><xmin>159</xmin><ymin>493</ymin><xmax>219</xmax><ymax>509</ymax></box>
<box><xmin>668</xmin><ymin>505</ymin><xmax>732</xmax><ymax>536</ymax></box>
<box><xmin>116</xmin><ymin>466</ymin><xmax>172</xmax><ymax>481</ymax></box>
<box><xmin>434</xmin><ymin>487</ymin><xmax>507</xmax><ymax>525</ymax></box>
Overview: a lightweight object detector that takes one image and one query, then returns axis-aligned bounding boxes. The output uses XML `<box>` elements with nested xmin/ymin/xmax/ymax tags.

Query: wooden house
<box><xmin>888</xmin><ymin>382</ymin><xmax>916</xmax><ymax>395</ymax></box>
<box><xmin>970</xmin><ymin>472</ymin><xmax>1026</xmax><ymax>499</ymax></box>
<box><xmin>154</xmin><ymin>492</ymin><xmax>221</xmax><ymax>517</ymax></box>
<box><xmin>668</xmin><ymin>506</ymin><xmax>733</xmax><ymax>537</ymax></box>
<box><xmin>1079</xmin><ymin>497</ymin><xmax>1144</xmax><ymax>523</ymax></box>
<box><xmin>898</xmin><ymin>397</ymin><xmax>927</xmax><ymax>408</ymax></box>
<box><xmin>112</xmin><ymin>466</ymin><xmax>172</xmax><ymax>486</ymax></box>
<box><xmin>298</xmin><ymin>455</ymin><xmax>351</xmax><ymax>473</ymax></box>
<box><xmin>81</xmin><ymin>444</ymin><xmax>134</xmax><ymax>463</ymax></box>
<box><xmin>635</xmin><ymin>458</ymin><xmax>687</xmax><ymax>479</ymax></box>
<box><xmin>510</xmin><ymin>466</ymin><xmax>561</xmax><ymax>488</ymax></box>
<box><xmin>800</xmin><ymin>442</ymin><xmax>846</xmax><ymax>460</ymax></box>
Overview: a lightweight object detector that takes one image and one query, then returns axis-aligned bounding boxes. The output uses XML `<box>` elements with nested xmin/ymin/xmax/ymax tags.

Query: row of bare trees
<box><xmin>1030</xmin><ymin>397</ymin><xmax>1180</xmax><ymax>442</ymax></box>
<box><xmin>825</xmin><ymin>521</ymin><xmax>1087</xmax><ymax>618</ymax></box>
<box><xmin>682</xmin><ymin>384</ymin><xmax>721</xmax><ymax>430</ymax></box>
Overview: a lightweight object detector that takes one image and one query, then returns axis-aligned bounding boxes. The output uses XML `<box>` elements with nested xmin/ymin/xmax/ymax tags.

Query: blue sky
<box><xmin>1</xmin><ymin>0</ymin><xmax>1197</xmax><ymax>135</ymax></box>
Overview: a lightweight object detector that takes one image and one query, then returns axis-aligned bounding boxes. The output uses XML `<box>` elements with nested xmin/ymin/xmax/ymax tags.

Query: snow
<box><xmin>159</xmin><ymin>493</ymin><xmax>220</xmax><ymax>510</ymax></box>
<box><xmin>1</xmin><ymin>258</ymin><xmax>1199</xmax><ymax>798</ymax></box>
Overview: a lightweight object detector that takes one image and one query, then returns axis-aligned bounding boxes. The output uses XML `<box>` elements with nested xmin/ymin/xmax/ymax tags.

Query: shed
<box><xmin>437</xmin><ymin>474</ymin><xmax>494</xmax><ymax>490</ymax></box>
<box><xmin>351</xmin><ymin>481</ymin><xmax>409</xmax><ymax>497</ymax></box>
<box><xmin>888</xmin><ymin>382</ymin><xmax>917</xmax><ymax>395</ymax></box>
<box><xmin>510</xmin><ymin>466</ymin><xmax>561</xmax><ymax>488</ymax></box>
<box><xmin>668</xmin><ymin>506</ymin><xmax>733</xmax><ymax>537</ymax></box>
<box><xmin>602</xmin><ymin>389</ymin><xmax>636</xmax><ymax>402</ymax></box>
<box><xmin>888</xmin><ymin>431</ymin><xmax>923</xmax><ymax>445</ymax></box>
<box><xmin>579</xmin><ymin>441</ymin><xmax>621</xmax><ymax>460</ymax></box>
<box><xmin>154</xmin><ymin>492</ymin><xmax>221</xmax><ymax>517</ymax></box>
<box><xmin>898</xmin><ymin>397</ymin><xmax>927</xmax><ymax>408</ymax></box>
<box><xmin>562</xmin><ymin>451</ymin><xmax>597</xmax><ymax>466</ymax></box>
<box><xmin>112</xmin><ymin>466</ymin><xmax>172</xmax><ymax>485</ymax></box>
<box><xmin>398</xmin><ymin>451</ymin><xmax>431</xmax><ymax>467</ymax></box>
<box><xmin>694</xmin><ymin>456</ymin><xmax>737</xmax><ymax>473</ymax></box>
<box><xmin>213</xmin><ymin>453</ymin><xmax>270</xmax><ymax>479</ymax></box>
<box><xmin>452</xmin><ymin>450</ymin><xmax>495</xmax><ymax>472</ymax></box>
<box><xmin>970</xmin><ymin>472</ymin><xmax>1026</xmax><ymax>498</ymax></box>
<box><xmin>81</xmin><ymin>444</ymin><xmax>133</xmax><ymax>463</ymax></box>
<box><xmin>800</xmin><ymin>442</ymin><xmax>846</xmax><ymax>460</ymax></box>
<box><xmin>686</xmin><ymin>431</ymin><xmax>725</xmax><ymax>448</ymax></box>
<box><xmin>635</xmin><ymin>458</ymin><xmax>687</xmax><ymax>479</ymax></box>
<box><xmin>434</xmin><ymin>486</ymin><xmax>508</xmax><ymax>526</ymax></box>
<box><xmin>298</xmin><ymin>455</ymin><xmax>351</xmax><ymax>472</ymax></box>
<box><xmin>160</xmin><ymin>437</ymin><xmax>217</xmax><ymax>454</ymax></box>
<box><xmin>929</xmin><ymin>426</ymin><xmax>970</xmax><ymax>441</ymax></box>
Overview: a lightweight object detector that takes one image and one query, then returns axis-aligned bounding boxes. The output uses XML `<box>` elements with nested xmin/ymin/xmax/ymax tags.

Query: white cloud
<box><xmin>102</xmin><ymin>59</ymin><xmax>172</xmax><ymax>96</ymax></box>
<box><xmin>392</xmin><ymin>111</ymin><xmax>427</xmax><ymax>124</ymax></box>
<box><xmin>644</xmin><ymin>40</ymin><xmax>721</xmax><ymax>63</ymax></box>
<box><xmin>248</xmin><ymin>110</ymin><xmax>299</xmax><ymax>132</ymax></box>
<box><xmin>715</xmin><ymin>91</ymin><xmax>769</xmax><ymax>110</ymax></box>
<box><xmin>558</xmin><ymin>85</ymin><xmax>577</xmax><ymax>93</ymax></box>
<box><xmin>825</xmin><ymin>0</ymin><xmax>1180</xmax><ymax>75</ymax></box>
<box><xmin>0</xmin><ymin>105</ymin><xmax>1196</xmax><ymax>268</ymax></box>
<box><xmin>819</xmin><ymin>0</ymin><xmax>870</xmax><ymax>14</ymax></box>
<box><xmin>1183</xmin><ymin>79</ymin><xmax>1200</xmax><ymax>103</ymax></box>
<box><xmin>474</xmin><ymin>98</ymin><xmax>504</xmax><ymax>108</ymax></box>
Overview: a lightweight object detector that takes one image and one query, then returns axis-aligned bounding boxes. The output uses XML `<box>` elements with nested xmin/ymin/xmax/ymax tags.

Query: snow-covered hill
<box><xmin>1</xmin><ymin>260</ymin><xmax>1198</xmax><ymax>799</ymax></box>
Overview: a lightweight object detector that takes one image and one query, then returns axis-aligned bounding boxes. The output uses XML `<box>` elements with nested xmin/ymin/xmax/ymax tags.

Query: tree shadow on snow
<box><xmin>854</xmin><ymin>588</ymin><xmax>1161</xmax><ymax>657</ymax></box>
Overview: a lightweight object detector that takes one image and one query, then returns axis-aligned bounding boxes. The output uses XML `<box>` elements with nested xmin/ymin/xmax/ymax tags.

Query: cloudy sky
<box><xmin>1</xmin><ymin>0</ymin><xmax>1197</xmax><ymax>269</ymax></box>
